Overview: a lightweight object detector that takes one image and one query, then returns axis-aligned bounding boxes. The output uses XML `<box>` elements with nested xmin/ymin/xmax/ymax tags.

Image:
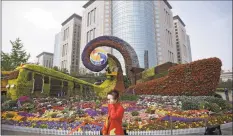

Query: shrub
<box><xmin>199</xmin><ymin>101</ymin><xmax>211</xmax><ymax>110</ymax></box>
<box><xmin>134</xmin><ymin>117</ymin><xmax>141</xmax><ymax>122</ymax></box>
<box><xmin>213</xmin><ymin>93</ymin><xmax>223</xmax><ymax>99</ymax></box>
<box><xmin>120</xmin><ymin>94</ymin><xmax>139</xmax><ymax>101</ymax></box>
<box><xmin>6</xmin><ymin>113</ymin><xmax>15</xmax><ymax>118</ymax></box>
<box><xmin>205</xmin><ymin>97</ymin><xmax>228</xmax><ymax>110</ymax></box>
<box><xmin>131</xmin><ymin>111</ymin><xmax>139</xmax><ymax>116</ymax></box>
<box><xmin>122</xmin><ymin>122</ymin><xmax>128</xmax><ymax>128</ymax></box>
<box><xmin>51</xmin><ymin>113</ymin><xmax>57</xmax><ymax>118</ymax></box>
<box><xmin>209</xmin><ymin>103</ymin><xmax>221</xmax><ymax>113</ymax></box>
<box><xmin>128</xmin><ymin>58</ymin><xmax>222</xmax><ymax>96</ymax></box>
<box><xmin>40</xmin><ymin>124</ymin><xmax>48</xmax><ymax>129</ymax></box>
<box><xmin>181</xmin><ymin>101</ymin><xmax>199</xmax><ymax>110</ymax></box>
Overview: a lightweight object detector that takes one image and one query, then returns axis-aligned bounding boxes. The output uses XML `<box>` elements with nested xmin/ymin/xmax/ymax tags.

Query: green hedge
<box><xmin>6</xmin><ymin>64</ymin><xmax>99</xmax><ymax>100</ymax></box>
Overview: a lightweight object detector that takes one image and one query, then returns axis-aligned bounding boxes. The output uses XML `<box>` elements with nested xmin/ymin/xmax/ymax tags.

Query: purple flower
<box><xmin>18</xmin><ymin>112</ymin><xmax>36</xmax><ymax>117</ymax></box>
<box><xmin>101</xmin><ymin>107</ymin><xmax>108</xmax><ymax>115</ymax></box>
<box><xmin>85</xmin><ymin>109</ymin><xmax>98</xmax><ymax>117</ymax></box>
<box><xmin>161</xmin><ymin>115</ymin><xmax>204</xmax><ymax>122</ymax></box>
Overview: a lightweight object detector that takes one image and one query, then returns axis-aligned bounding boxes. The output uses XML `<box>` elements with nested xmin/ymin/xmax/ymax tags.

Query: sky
<box><xmin>2</xmin><ymin>1</ymin><xmax>232</xmax><ymax>71</ymax></box>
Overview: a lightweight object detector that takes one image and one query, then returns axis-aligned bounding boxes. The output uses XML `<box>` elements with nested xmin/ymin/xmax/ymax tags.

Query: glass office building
<box><xmin>112</xmin><ymin>1</ymin><xmax>157</xmax><ymax>72</ymax></box>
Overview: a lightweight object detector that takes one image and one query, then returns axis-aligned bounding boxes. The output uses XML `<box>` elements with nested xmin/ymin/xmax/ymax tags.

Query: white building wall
<box><xmin>53</xmin><ymin>32</ymin><xmax>61</xmax><ymax>68</ymax></box>
<box><xmin>37</xmin><ymin>53</ymin><xmax>53</xmax><ymax>68</ymax></box>
<box><xmin>186</xmin><ymin>34</ymin><xmax>192</xmax><ymax>62</ymax></box>
<box><xmin>37</xmin><ymin>56</ymin><xmax>44</xmax><ymax>66</ymax></box>
<box><xmin>220</xmin><ymin>72</ymin><xmax>233</xmax><ymax>82</ymax></box>
<box><xmin>173</xmin><ymin>18</ymin><xmax>190</xmax><ymax>64</ymax></box>
<box><xmin>155</xmin><ymin>1</ymin><xmax>177</xmax><ymax>65</ymax></box>
<box><xmin>80</xmin><ymin>1</ymin><xmax>112</xmax><ymax>74</ymax></box>
<box><xmin>60</xmin><ymin>16</ymin><xmax>82</xmax><ymax>74</ymax></box>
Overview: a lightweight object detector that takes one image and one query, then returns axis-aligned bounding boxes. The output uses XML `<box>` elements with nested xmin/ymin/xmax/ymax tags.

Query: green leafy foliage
<box><xmin>6</xmin><ymin>113</ymin><xmax>15</xmax><ymax>118</ymax></box>
<box><xmin>120</xmin><ymin>94</ymin><xmax>139</xmax><ymax>101</ymax></box>
<box><xmin>40</xmin><ymin>124</ymin><xmax>48</xmax><ymax>129</ymax></box>
<box><xmin>131</xmin><ymin>111</ymin><xmax>139</xmax><ymax>116</ymax></box>
<box><xmin>1</xmin><ymin>38</ymin><xmax>30</xmax><ymax>71</ymax></box>
<box><xmin>134</xmin><ymin>117</ymin><xmax>142</xmax><ymax>121</ymax></box>
<box><xmin>123</xmin><ymin>76</ymin><xmax>131</xmax><ymax>88</ymax></box>
<box><xmin>209</xmin><ymin>103</ymin><xmax>221</xmax><ymax>113</ymax></box>
<box><xmin>181</xmin><ymin>101</ymin><xmax>199</xmax><ymax>110</ymax></box>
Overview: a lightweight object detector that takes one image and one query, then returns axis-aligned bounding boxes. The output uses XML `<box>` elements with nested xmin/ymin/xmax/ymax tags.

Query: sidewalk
<box><xmin>2</xmin><ymin>127</ymin><xmax>232</xmax><ymax>135</ymax></box>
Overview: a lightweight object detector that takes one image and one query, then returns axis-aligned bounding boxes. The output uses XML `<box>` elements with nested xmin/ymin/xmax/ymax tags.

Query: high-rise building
<box><xmin>186</xmin><ymin>34</ymin><xmax>192</xmax><ymax>62</ymax></box>
<box><xmin>80</xmin><ymin>0</ymin><xmax>191</xmax><ymax>74</ymax></box>
<box><xmin>53</xmin><ymin>32</ymin><xmax>61</xmax><ymax>68</ymax></box>
<box><xmin>36</xmin><ymin>52</ymin><xmax>53</xmax><ymax>68</ymax></box>
<box><xmin>112</xmin><ymin>1</ymin><xmax>156</xmax><ymax>72</ymax></box>
<box><xmin>173</xmin><ymin>15</ymin><xmax>192</xmax><ymax>64</ymax></box>
<box><xmin>60</xmin><ymin>13</ymin><xmax>82</xmax><ymax>74</ymax></box>
<box><xmin>80</xmin><ymin>0</ymin><xmax>112</xmax><ymax>74</ymax></box>
<box><xmin>154</xmin><ymin>0</ymin><xmax>177</xmax><ymax>65</ymax></box>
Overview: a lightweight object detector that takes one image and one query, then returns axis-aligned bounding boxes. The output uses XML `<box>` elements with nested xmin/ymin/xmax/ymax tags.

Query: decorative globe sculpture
<box><xmin>90</xmin><ymin>48</ymin><xmax>108</xmax><ymax>66</ymax></box>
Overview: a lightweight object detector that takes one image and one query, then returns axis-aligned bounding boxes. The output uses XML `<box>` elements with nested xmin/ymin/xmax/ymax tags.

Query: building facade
<box><xmin>60</xmin><ymin>13</ymin><xmax>82</xmax><ymax>74</ymax></box>
<box><xmin>154</xmin><ymin>0</ymin><xmax>177</xmax><ymax>65</ymax></box>
<box><xmin>36</xmin><ymin>52</ymin><xmax>53</xmax><ymax>68</ymax></box>
<box><xmin>186</xmin><ymin>34</ymin><xmax>192</xmax><ymax>62</ymax></box>
<box><xmin>53</xmin><ymin>32</ymin><xmax>61</xmax><ymax>68</ymax></box>
<box><xmin>80</xmin><ymin>0</ymin><xmax>112</xmax><ymax>74</ymax></box>
<box><xmin>80</xmin><ymin>0</ymin><xmax>192</xmax><ymax>74</ymax></box>
<box><xmin>220</xmin><ymin>72</ymin><xmax>233</xmax><ymax>82</ymax></box>
<box><xmin>112</xmin><ymin>1</ymin><xmax>156</xmax><ymax>72</ymax></box>
<box><xmin>173</xmin><ymin>15</ymin><xmax>191</xmax><ymax>64</ymax></box>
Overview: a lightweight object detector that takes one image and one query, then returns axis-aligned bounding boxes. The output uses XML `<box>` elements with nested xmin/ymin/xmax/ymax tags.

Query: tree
<box><xmin>1</xmin><ymin>38</ymin><xmax>30</xmax><ymax>71</ymax></box>
<box><xmin>1</xmin><ymin>52</ymin><xmax>13</xmax><ymax>71</ymax></box>
<box><xmin>123</xmin><ymin>75</ymin><xmax>131</xmax><ymax>88</ymax></box>
<box><xmin>70</xmin><ymin>71</ymin><xmax>79</xmax><ymax>77</ymax></box>
<box><xmin>53</xmin><ymin>66</ymin><xmax>59</xmax><ymax>71</ymax></box>
<box><xmin>61</xmin><ymin>68</ymin><xmax>69</xmax><ymax>74</ymax></box>
<box><xmin>218</xmin><ymin>79</ymin><xmax>232</xmax><ymax>89</ymax></box>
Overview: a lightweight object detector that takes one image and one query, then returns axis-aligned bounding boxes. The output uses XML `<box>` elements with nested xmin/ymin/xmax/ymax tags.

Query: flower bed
<box><xmin>128</xmin><ymin>58</ymin><xmax>222</xmax><ymax>96</ymax></box>
<box><xmin>1</xmin><ymin>95</ymin><xmax>232</xmax><ymax>132</ymax></box>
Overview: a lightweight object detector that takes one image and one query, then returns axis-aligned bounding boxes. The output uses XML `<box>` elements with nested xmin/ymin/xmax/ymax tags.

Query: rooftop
<box><xmin>163</xmin><ymin>0</ymin><xmax>172</xmax><ymax>9</ymax></box>
<box><xmin>83</xmin><ymin>0</ymin><xmax>95</xmax><ymax>8</ymax></box>
<box><xmin>173</xmin><ymin>15</ymin><xmax>186</xmax><ymax>27</ymax></box>
<box><xmin>36</xmin><ymin>52</ymin><xmax>53</xmax><ymax>58</ymax></box>
<box><xmin>61</xmin><ymin>13</ymin><xmax>82</xmax><ymax>26</ymax></box>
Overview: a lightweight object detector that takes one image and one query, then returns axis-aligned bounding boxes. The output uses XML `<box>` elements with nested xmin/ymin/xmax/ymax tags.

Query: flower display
<box><xmin>1</xmin><ymin>96</ymin><xmax>232</xmax><ymax>132</ymax></box>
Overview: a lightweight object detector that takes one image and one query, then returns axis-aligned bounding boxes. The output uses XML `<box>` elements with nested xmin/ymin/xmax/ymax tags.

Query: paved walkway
<box><xmin>216</xmin><ymin>91</ymin><xmax>232</xmax><ymax>101</ymax></box>
<box><xmin>2</xmin><ymin>127</ymin><xmax>232</xmax><ymax>135</ymax></box>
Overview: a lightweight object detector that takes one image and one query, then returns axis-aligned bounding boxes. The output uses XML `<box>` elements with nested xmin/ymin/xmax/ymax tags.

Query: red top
<box><xmin>102</xmin><ymin>103</ymin><xmax>124</xmax><ymax>135</ymax></box>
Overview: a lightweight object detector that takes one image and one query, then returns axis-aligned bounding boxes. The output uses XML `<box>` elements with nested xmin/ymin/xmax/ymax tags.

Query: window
<box><xmin>176</xmin><ymin>32</ymin><xmax>178</xmax><ymax>34</ymax></box>
<box><xmin>67</xmin><ymin>28</ymin><xmax>69</xmax><ymax>39</ymax></box>
<box><xmin>66</xmin><ymin>43</ymin><xmax>68</xmax><ymax>55</ymax></box>
<box><xmin>44</xmin><ymin>76</ymin><xmax>49</xmax><ymax>84</ymax></box>
<box><xmin>176</xmin><ymin>42</ymin><xmax>179</xmax><ymax>44</ymax></box>
<box><xmin>87</xmin><ymin>31</ymin><xmax>89</xmax><ymax>43</ymax></box>
<box><xmin>90</xmin><ymin>30</ymin><xmax>93</xmax><ymax>40</ymax></box>
<box><xmin>76</xmin><ymin>58</ymin><xmax>79</xmax><ymax>65</ymax></box>
<box><xmin>175</xmin><ymin>26</ymin><xmax>177</xmax><ymax>28</ymax></box>
<box><xmin>63</xmin><ymin>81</ymin><xmax>68</xmax><ymax>86</ymax></box>
<box><xmin>94</xmin><ymin>8</ymin><xmax>96</xmax><ymax>23</ymax></box>
<box><xmin>90</xmin><ymin>11</ymin><xmax>92</xmax><ymax>25</ymax></box>
<box><xmin>74</xmin><ymin>82</ymin><xmax>80</xmax><ymax>89</ymax></box>
<box><xmin>78</xmin><ymin>26</ymin><xmax>81</xmax><ymax>37</ymax></box>
<box><xmin>87</xmin><ymin>13</ymin><xmax>90</xmax><ymax>26</ymax></box>
<box><xmin>47</xmin><ymin>60</ymin><xmax>49</xmax><ymax>67</ymax></box>
<box><xmin>93</xmin><ymin>28</ymin><xmax>95</xmax><ymax>38</ymax></box>
<box><xmin>175</xmin><ymin>29</ymin><xmax>177</xmax><ymax>31</ymax></box>
<box><xmin>27</xmin><ymin>72</ymin><xmax>32</xmax><ymax>81</ymax></box>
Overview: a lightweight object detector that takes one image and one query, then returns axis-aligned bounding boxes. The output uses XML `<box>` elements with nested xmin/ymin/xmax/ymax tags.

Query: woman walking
<box><xmin>102</xmin><ymin>90</ymin><xmax>124</xmax><ymax>135</ymax></box>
